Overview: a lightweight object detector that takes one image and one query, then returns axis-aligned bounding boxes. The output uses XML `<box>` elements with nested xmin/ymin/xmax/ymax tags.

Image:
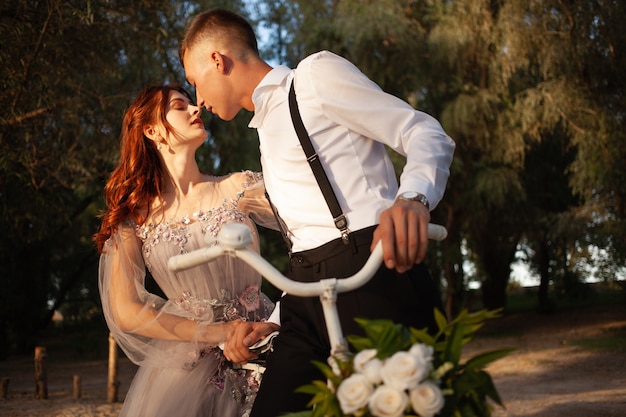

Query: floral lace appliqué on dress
<box><xmin>207</xmin><ymin>348</ymin><xmax>263</xmax><ymax>417</ymax></box>
<box><xmin>137</xmin><ymin>199</ymin><xmax>250</xmax><ymax>272</ymax></box>
<box><xmin>173</xmin><ymin>285</ymin><xmax>272</xmax><ymax>324</ymax></box>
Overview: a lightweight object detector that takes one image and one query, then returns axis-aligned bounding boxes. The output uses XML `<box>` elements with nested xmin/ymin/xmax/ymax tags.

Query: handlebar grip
<box><xmin>168</xmin><ymin>246</ymin><xmax>224</xmax><ymax>272</ymax></box>
<box><xmin>427</xmin><ymin>224</ymin><xmax>447</xmax><ymax>241</ymax></box>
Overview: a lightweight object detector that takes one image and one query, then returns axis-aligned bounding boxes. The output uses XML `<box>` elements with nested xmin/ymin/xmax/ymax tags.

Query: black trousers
<box><xmin>250</xmin><ymin>226</ymin><xmax>444</xmax><ymax>417</ymax></box>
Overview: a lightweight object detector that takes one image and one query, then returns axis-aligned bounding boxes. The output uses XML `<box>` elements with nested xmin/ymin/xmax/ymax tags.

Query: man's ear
<box><xmin>211</xmin><ymin>51</ymin><xmax>230</xmax><ymax>74</ymax></box>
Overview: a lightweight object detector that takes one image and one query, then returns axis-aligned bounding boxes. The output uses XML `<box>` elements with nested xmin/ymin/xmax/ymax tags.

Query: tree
<box><xmin>498</xmin><ymin>0</ymin><xmax>626</xmax><ymax>304</ymax></box>
<box><xmin>520</xmin><ymin>127</ymin><xmax>582</xmax><ymax>311</ymax></box>
<box><xmin>416</xmin><ymin>0</ymin><xmax>626</xmax><ymax>310</ymax></box>
<box><xmin>254</xmin><ymin>0</ymin><xmax>626</xmax><ymax>314</ymax></box>
<box><xmin>0</xmin><ymin>0</ymin><xmax>260</xmax><ymax>356</ymax></box>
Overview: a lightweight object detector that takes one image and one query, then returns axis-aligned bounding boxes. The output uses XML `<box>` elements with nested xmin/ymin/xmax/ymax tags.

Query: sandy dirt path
<box><xmin>0</xmin><ymin>303</ymin><xmax>624</xmax><ymax>417</ymax></box>
<box><xmin>465</xmin><ymin>303</ymin><xmax>626</xmax><ymax>417</ymax></box>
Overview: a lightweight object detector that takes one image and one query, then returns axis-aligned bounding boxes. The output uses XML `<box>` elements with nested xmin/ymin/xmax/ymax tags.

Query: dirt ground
<box><xmin>0</xmin><ymin>302</ymin><xmax>624</xmax><ymax>417</ymax></box>
<box><xmin>465</xmin><ymin>302</ymin><xmax>626</xmax><ymax>417</ymax></box>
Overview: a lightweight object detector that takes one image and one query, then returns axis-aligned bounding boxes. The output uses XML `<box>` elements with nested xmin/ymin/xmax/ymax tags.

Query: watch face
<box><xmin>398</xmin><ymin>191</ymin><xmax>429</xmax><ymax>209</ymax></box>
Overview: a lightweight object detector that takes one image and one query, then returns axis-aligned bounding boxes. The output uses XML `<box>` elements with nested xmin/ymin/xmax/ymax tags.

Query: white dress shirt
<box><xmin>249</xmin><ymin>50</ymin><xmax>455</xmax><ymax>253</ymax></box>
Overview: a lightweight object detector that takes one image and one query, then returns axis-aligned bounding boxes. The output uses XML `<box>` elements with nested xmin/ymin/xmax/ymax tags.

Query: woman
<box><xmin>93</xmin><ymin>85</ymin><xmax>279</xmax><ymax>417</ymax></box>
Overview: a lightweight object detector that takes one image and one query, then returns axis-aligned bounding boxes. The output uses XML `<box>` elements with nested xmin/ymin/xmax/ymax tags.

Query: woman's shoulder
<box><xmin>218</xmin><ymin>170</ymin><xmax>263</xmax><ymax>189</ymax></box>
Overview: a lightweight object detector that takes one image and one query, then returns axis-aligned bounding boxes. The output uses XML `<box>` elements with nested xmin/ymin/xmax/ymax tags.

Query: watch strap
<box><xmin>397</xmin><ymin>191</ymin><xmax>430</xmax><ymax>210</ymax></box>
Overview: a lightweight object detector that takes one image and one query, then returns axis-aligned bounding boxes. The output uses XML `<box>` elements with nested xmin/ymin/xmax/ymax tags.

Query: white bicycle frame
<box><xmin>168</xmin><ymin>223</ymin><xmax>447</xmax><ymax>363</ymax></box>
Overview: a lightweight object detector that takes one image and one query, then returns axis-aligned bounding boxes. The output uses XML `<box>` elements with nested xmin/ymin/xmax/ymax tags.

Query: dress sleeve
<box><xmin>98</xmin><ymin>222</ymin><xmax>211</xmax><ymax>368</ymax></box>
<box><xmin>236</xmin><ymin>171</ymin><xmax>281</xmax><ymax>231</ymax></box>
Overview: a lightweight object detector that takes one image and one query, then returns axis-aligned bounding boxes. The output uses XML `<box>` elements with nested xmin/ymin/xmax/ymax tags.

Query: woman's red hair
<box><xmin>93</xmin><ymin>85</ymin><xmax>194</xmax><ymax>253</ymax></box>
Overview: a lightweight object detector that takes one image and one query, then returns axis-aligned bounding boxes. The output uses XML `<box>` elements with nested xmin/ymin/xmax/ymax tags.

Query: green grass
<box><xmin>503</xmin><ymin>282</ymin><xmax>625</xmax><ymax>314</ymax></box>
<box><xmin>572</xmin><ymin>335</ymin><xmax>626</xmax><ymax>351</ymax></box>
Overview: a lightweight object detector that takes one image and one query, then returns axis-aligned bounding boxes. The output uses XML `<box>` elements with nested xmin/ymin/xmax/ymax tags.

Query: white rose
<box><xmin>353</xmin><ymin>348</ymin><xmax>383</xmax><ymax>384</ymax></box>
<box><xmin>380</xmin><ymin>351</ymin><xmax>430</xmax><ymax>391</ymax></box>
<box><xmin>368</xmin><ymin>385</ymin><xmax>409</xmax><ymax>417</ymax></box>
<box><xmin>353</xmin><ymin>349</ymin><xmax>377</xmax><ymax>372</ymax></box>
<box><xmin>409</xmin><ymin>380</ymin><xmax>445</xmax><ymax>417</ymax></box>
<box><xmin>409</xmin><ymin>343</ymin><xmax>434</xmax><ymax>364</ymax></box>
<box><xmin>336</xmin><ymin>373</ymin><xmax>373</xmax><ymax>414</ymax></box>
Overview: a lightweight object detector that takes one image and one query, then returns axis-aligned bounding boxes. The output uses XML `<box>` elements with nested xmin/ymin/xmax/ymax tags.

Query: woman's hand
<box><xmin>222</xmin><ymin>320</ymin><xmax>280</xmax><ymax>364</ymax></box>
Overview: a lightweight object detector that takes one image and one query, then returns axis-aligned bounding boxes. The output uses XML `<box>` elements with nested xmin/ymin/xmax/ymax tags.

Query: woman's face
<box><xmin>163</xmin><ymin>90</ymin><xmax>208</xmax><ymax>146</ymax></box>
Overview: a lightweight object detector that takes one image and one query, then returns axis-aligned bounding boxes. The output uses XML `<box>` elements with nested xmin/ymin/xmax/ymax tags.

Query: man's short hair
<box><xmin>179</xmin><ymin>8</ymin><xmax>259</xmax><ymax>65</ymax></box>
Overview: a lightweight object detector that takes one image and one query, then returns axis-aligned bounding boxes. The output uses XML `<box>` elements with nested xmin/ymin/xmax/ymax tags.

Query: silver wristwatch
<box><xmin>396</xmin><ymin>191</ymin><xmax>430</xmax><ymax>210</ymax></box>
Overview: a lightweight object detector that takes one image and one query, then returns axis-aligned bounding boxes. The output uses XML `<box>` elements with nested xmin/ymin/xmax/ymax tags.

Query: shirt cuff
<box><xmin>267</xmin><ymin>295</ymin><xmax>284</xmax><ymax>326</ymax></box>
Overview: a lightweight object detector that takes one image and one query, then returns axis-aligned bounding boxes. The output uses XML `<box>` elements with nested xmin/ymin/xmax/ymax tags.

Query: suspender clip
<box><xmin>334</xmin><ymin>215</ymin><xmax>347</xmax><ymax>230</ymax></box>
<box><xmin>334</xmin><ymin>215</ymin><xmax>350</xmax><ymax>245</ymax></box>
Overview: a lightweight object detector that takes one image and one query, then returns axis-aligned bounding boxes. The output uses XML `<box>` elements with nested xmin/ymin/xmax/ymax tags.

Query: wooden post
<box><xmin>0</xmin><ymin>377</ymin><xmax>9</xmax><ymax>399</ymax></box>
<box><xmin>34</xmin><ymin>346</ymin><xmax>48</xmax><ymax>399</ymax></box>
<box><xmin>107</xmin><ymin>333</ymin><xmax>119</xmax><ymax>403</ymax></box>
<box><xmin>73</xmin><ymin>374</ymin><xmax>81</xmax><ymax>399</ymax></box>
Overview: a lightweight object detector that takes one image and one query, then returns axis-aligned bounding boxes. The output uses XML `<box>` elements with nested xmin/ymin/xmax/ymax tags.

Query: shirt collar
<box><xmin>249</xmin><ymin>65</ymin><xmax>292</xmax><ymax>128</ymax></box>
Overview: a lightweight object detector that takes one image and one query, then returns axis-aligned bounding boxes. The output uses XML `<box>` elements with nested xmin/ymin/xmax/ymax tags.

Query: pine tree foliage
<box><xmin>0</xmin><ymin>0</ymin><xmax>256</xmax><ymax>356</ymax></box>
<box><xmin>255</xmin><ymin>0</ymin><xmax>625</xmax><ymax>312</ymax></box>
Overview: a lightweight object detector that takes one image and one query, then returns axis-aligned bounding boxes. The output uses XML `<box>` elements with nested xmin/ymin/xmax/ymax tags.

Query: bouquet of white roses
<box><xmin>283</xmin><ymin>308</ymin><xmax>514</xmax><ymax>417</ymax></box>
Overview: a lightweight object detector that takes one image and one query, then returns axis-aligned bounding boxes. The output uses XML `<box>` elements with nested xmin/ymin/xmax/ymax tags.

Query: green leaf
<box><xmin>294</xmin><ymin>377</ymin><xmax>342</xmax><ymax>417</ymax></box>
<box><xmin>434</xmin><ymin>307</ymin><xmax>449</xmax><ymax>332</ymax></box>
<box><xmin>311</xmin><ymin>359</ymin><xmax>341</xmax><ymax>382</ymax></box>
<box><xmin>295</xmin><ymin>384</ymin><xmax>322</xmax><ymax>395</ymax></box>
<box><xmin>349</xmin><ymin>318</ymin><xmax>412</xmax><ymax>358</ymax></box>
<box><xmin>455</xmin><ymin>368</ymin><xmax>491</xmax><ymax>390</ymax></box>
<box><xmin>478</xmin><ymin>370</ymin><xmax>506</xmax><ymax>406</ymax></box>
<box><xmin>465</xmin><ymin>347</ymin><xmax>516</xmax><ymax>371</ymax></box>
<box><xmin>409</xmin><ymin>327</ymin><xmax>436</xmax><ymax>346</ymax></box>
<box><xmin>311</xmin><ymin>405</ymin><xmax>328</xmax><ymax>417</ymax></box>
<box><xmin>443</xmin><ymin>322</ymin><xmax>465</xmax><ymax>363</ymax></box>
<box><xmin>279</xmin><ymin>412</ymin><xmax>312</xmax><ymax>417</ymax></box>
<box><xmin>461</xmin><ymin>322</ymin><xmax>485</xmax><ymax>337</ymax></box>
<box><xmin>346</xmin><ymin>334</ymin><xmax>375</xmax><ymax>351</ymax></box>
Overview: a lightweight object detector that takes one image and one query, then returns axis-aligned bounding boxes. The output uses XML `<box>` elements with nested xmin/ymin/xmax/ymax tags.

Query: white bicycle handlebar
<box><xmin>168</xmin><ymin>223</ymin><xmax>447</xmax><ymax>361</ymax></box>
<box><xmin>168</xmin><ymin>223</ymin><xmax>447</xmax><ymax>294</ymax></box>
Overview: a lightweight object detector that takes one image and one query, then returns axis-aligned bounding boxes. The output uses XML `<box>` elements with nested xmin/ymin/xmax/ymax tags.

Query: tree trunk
<box><xmin>107</xmin><ymin>333</ymin><xmax>119</xmax><ymax>403</ymax></box>
<box><xmin>481</xmin><ymin>274</ymin><xmax>509</xmax><ymax>310</ymax></box>
<box><xmin>537</xmin><ymin>240</ymin><xmax>552</xmax><ymax>312</ymax></box>
<box><xmin>441</xmin><ymin>209</ymin><xmax>466</xmax><ymax>319</ymax></box>
<box><xmin>481</xmin><ymin>242</ymin><xmax>516</xmax><ymax>310</ymax></box>
<box><xmin>34</xmin><ymin>346</ymin><xmax>48</xmax><ymax>399</ymax></box>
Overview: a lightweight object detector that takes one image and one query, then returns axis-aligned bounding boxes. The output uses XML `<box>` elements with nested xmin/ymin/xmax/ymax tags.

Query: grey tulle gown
<box><xmin>98</xmin><ymin>171</ymin><xmax>278</xmax><ymax>417</ymax></box>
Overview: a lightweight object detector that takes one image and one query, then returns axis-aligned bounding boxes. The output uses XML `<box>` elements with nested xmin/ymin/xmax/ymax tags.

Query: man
<box><xmin>179</xmin><ymin>8</ymin><xmax>455</xmax><ymax>416</ymax></box>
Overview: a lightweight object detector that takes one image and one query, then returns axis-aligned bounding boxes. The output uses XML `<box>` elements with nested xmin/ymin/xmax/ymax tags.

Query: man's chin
<box><xmin>219</xmin><ymin>110</ymin><xmax>244</xmax><ymax>122</ymax></box>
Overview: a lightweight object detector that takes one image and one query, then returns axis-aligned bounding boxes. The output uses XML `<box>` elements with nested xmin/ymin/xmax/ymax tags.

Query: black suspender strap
<box><xmin>288</xmin><ymin>80</ymin><xmax>350</xmax><ymax>245</ymax></box>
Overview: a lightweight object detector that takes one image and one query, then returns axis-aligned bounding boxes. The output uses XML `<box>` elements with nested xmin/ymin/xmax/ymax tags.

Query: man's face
<box><xmin>183</xmin><ymin>48</ymin><xmax>240</xmax><ymax>121</ymax></box>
